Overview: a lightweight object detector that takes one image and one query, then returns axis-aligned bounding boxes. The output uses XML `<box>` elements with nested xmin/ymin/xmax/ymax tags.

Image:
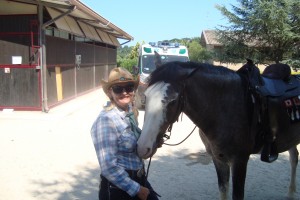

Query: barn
<box><xmin>0</xmin><ymin>0</ymin><xmax>133</xmax><ymax>112</ymax></box>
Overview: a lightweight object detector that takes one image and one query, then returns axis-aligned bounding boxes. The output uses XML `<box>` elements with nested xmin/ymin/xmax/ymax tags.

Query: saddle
<box><xmin>258</xmin><ymin>75</ymin><xmax>300</xmax><ymax>97</ymax></box>
<box><xmin>237</xmin><ymin>60</ymin><xmax>300</xmax><ymax>163</ymax></box>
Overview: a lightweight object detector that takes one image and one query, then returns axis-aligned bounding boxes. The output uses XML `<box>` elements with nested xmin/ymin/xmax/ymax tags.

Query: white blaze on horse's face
<box><xmin>137</xmin><ymin>82</ymin><xmax>177</xmax><ymax>159</ymax></box>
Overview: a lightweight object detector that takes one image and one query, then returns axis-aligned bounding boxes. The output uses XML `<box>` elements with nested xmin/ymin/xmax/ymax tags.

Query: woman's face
<box><xmin>109</xmin><ymin>83</ymin><xmax>135</xmax><ymax>111</ymax></box>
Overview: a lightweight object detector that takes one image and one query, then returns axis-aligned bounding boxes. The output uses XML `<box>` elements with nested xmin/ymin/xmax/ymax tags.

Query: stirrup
<box><xmin>261</xmin><ymin>143</ymin><xmax>278</xmax><ymax>163</ymax></box>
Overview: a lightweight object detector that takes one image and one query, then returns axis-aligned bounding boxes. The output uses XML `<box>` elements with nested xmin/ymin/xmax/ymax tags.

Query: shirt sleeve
<box><xmin>91</xmin><ymin>113</ymin><xmax>140</xmax><ymax>196</ymax></box>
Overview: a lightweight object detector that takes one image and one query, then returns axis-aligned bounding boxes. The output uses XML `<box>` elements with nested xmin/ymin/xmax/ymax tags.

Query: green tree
<box><xmin>129</xmin><ymin>42</ymin><xmax>141</xmax><ymax>59</ymax></box>
<box><xmin>188</xmin><ymin>40</ymin><xmax>212</xmax><ymax>62</ymax></box>
<box><xmin>216</xmin><ymin>0</ymin><xmax>300</xmax><ymax>66</ymax></box>
<box><xmin>117</xmin><ymin>45</ymin><xmax>132</xmax><ymax>60</ymax></box>
<box><xmin>117</xmin><ymin>43</ymin><xmax>140</xmax><ymax>72</ymax></box>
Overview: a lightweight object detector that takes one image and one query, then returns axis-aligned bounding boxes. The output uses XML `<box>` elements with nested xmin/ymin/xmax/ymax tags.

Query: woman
<box><xmin>91</xmin><ymin>67</ymin><xmax>159</xmax><ymax>200</ymax></box>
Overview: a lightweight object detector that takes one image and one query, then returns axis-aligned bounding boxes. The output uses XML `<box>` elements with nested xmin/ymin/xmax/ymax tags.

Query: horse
<box><xmin>137</xmin><ymin>60</ymin><xmax>300</xmax><ymax>200</ymax></box>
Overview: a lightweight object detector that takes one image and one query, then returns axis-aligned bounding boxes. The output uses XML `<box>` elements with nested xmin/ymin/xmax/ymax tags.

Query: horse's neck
<box><xmin>183</xmin><ymin>74</ymin><xmax>246</xmax><ymax>131</ymax></box>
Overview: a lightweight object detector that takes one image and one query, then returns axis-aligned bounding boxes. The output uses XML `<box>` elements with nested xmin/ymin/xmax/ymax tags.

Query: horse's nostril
<box><xmin>137</xmin><ymin>144</ymin><xmax>151</xmax><ymax>158</ymax></box>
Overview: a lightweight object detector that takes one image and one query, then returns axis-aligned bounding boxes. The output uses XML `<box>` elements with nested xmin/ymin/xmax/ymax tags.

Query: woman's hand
<box><xmin>137</xmin><ymin>186</ymin><xmax>149</xmax><ymax>200</ymax></box>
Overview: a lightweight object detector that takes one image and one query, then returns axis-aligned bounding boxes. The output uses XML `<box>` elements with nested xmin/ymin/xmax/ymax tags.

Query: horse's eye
<box><xmin>168</xmin><ymin>100</ymin><xmax>176</xmax><ymax>106</ymax></box>
<box><xmin>161</xmin><ymin>100</ymin><xmax>166</xmax><ymax>104</ymax></box>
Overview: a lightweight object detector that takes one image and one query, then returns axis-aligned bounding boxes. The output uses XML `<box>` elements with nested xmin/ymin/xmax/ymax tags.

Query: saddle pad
<box><xmin>283</xmin><ymin>95</ymin><xmax>300</xmax><ymax>123</ymax></box>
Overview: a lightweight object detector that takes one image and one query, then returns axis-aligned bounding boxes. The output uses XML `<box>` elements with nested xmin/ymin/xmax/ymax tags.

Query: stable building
<box><xmin>0</xmin><ymin>0</ymin><xmax>133</xmax><ymax>112</ymax></box>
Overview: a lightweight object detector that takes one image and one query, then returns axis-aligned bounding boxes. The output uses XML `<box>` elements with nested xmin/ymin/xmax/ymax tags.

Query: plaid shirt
<box><xmin>91</xmin><ymin>104</ymin><xmax>143</xmax><ymax>197</ymax></box>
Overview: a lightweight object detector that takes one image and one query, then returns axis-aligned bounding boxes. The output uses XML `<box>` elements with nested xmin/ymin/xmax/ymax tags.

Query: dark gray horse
<box><xmin>137</xmin><ymin>61</ymin><xmax>300</xmax><ymax>200</ymax></box>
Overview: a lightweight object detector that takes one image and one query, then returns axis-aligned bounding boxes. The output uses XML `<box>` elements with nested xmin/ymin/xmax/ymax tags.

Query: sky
<box><xmin>81</xmin><ymin>0</ymin><xmax>238</xmax><ymax>46</ymax></box>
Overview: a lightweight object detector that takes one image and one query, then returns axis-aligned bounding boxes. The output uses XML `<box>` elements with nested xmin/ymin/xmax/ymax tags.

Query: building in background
<box><xmin>200</xmin><ymin>30</ymin><xmax>267</xmax><ymax>71</ymax></box>
<box><xmin>0</xmin><ymin>0</ymin><xmax>133</xmax><ymax>112</ymax></box>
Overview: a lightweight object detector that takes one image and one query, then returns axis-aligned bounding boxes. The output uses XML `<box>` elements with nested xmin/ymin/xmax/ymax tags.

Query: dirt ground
<box><xmin>0</xmin><ymin>89</ymin><xmax>299</xmax><ymax>200</ymax></box>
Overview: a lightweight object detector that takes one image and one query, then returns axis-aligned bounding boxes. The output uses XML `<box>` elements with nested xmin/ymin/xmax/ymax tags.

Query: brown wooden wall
<box><xmin>0</xmin><ymin>15</ymin><xmax>38</xmax><ymax>65</ymax></box>
<box><xmin>0</xmin><ymin>67</ymin><xmax>40</xmax><ymax>109</ymax></box>
<box><xmin>45</xmin><ymin>36</ymin><xmax>117</xmax><ymax>108</ymax></box>
<box><xmin>0</xmin><ymin>15</ymin><xmax>40</xmax><ymax>110</ymax></box>
<box><xmin>0</xmin><ymin>14</ymin><xmax>117</xmax><ymax>111</ymax></box>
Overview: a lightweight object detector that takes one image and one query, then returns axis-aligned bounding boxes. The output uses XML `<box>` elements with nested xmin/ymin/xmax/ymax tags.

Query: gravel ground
<box><xmin>0</xmin><ymin>89</ymin><xmax>299</xmax><ymax>200</ymax></box>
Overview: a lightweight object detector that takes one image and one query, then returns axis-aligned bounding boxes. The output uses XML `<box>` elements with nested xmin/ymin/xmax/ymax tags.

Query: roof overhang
<box><xmin>3</xmin><ymin>0</ymin><xmax>133</xmax><ymax>45</ymax></box>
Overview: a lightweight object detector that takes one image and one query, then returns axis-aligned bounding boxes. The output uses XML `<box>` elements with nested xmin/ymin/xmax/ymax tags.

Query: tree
<box><xmin>216</xmin><ymin>0</ymin><xmax>300</xmax><ymax>66</ymax></box>
<box><xmin>117</xmin><ymin>43</ymin><xmax>140</xmax><ymax>72</ymax></box>
<box><xmin>188</xmin><ymin>40</ymin><xmax>212</xmax><ymax>62</ymax></box>
<box><xmin>129</xmin><ymin>42</ymin><xmax>141</xmax><ymax>59</ymax></box>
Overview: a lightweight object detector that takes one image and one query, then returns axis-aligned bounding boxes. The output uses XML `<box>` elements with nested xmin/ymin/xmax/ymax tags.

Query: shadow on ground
<box><xmin>145</xmin><ymin>148</ymin><xmax>299</xmax><ymax>200</ymax></box>
<box><xmin>30</xmin><ymin>149</ymin><xmax>298</xmax><ymax>200</ymax></box>
<box><xmin>31</xmin><ymin>165</ymin><xmax>100</xmax><ymax>200</ymax></box>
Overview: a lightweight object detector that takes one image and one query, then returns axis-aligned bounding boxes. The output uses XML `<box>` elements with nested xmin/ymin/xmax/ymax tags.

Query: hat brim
<box><xmin>101</xmin><ymin>77</ymin><xmax>139</xmax><ymax>95</ymax></box>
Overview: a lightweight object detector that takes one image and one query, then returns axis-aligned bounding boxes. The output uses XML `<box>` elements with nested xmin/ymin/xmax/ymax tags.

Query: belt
<box><xmin>126</xmin><ymin>168</ymin><xmax>145</xmax><ymax>179</ymax></box>
<box><xmin>101</xmin><ymin>168</ymin><xmax>146</xmax><ymax>189</ymax></box>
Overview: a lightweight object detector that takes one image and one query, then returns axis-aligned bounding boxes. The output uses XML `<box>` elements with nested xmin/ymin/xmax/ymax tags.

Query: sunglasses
<box><xmin>111</xmin><ymin>84</ymin><xmax>135</xmax><ymax>94</ymax></box>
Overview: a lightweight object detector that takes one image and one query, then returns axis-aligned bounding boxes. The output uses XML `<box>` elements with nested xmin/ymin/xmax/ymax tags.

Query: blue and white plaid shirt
<box><xmin>91</xmin><ymin>104</ymin><xmax>144</xmax><ymax>197</ymax></box>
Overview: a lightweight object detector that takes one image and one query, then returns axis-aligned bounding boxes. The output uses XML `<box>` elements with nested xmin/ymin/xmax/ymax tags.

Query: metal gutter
<box><xmin>121</xmin><ymin>40</ymin><xmax>132</xmax><ymax>46</ymax></box>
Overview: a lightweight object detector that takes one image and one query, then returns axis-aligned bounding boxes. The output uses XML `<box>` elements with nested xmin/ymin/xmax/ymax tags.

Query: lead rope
<box><xmin>164</xmin><ymin>112</ymin><xmax>198</xmax><ymax>146</ymax></box>
<box><xmin>145</xmin><ymin>156</ymin><xmax>161</xmax><ymax>197</ymax></box>
<box><xmin>146</xmin><ymin>156</ymin><xmax>152</xmax><ymax>180</ymax></box>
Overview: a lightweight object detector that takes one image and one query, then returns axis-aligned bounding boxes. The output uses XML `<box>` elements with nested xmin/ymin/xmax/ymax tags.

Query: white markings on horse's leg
<box><xmin>213</xmin><ymin>158</ymin><xmax>230</xmax><ymax>200</ymax></box>
<box><xmin>288</xmin><ymin>146</ymin><xmax>298</xmax><ymax>198</ymax></box>
<box><xmin>220</xmin><ymin>183</ymin><xmax>229</xmax><ymax>200</ymax></box>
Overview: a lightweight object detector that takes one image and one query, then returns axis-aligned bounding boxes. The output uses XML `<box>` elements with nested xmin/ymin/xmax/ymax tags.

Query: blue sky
<box><xmin>81</xmin><ymin>0</ymin><xmax>238</xmax><ymax>46</ymax></box>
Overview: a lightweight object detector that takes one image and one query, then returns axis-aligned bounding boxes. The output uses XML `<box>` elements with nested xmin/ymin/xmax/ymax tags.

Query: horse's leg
<box><xmin>231</xmin><ymin>156</ymin><xmax>249</xmax><ymax>200</ymax></box>
<box><xmin>288</xmin><ymin>146</ymin><xmax>299</xmax><ymax>198</ymax></box>
<box><xmin>212</xmin><ymin>158</ymin><xmax>230</xmax><ymax>200</ymax></box>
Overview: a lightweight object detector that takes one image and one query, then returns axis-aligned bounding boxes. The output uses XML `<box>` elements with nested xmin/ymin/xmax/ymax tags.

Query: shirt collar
<box><xmin>114</xmin><ymin>103</ymin><xmax>133</xmax><ymax>119</ymax></box>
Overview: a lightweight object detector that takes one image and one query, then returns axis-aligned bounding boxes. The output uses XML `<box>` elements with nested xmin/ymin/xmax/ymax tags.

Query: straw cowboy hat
<box><xmin>101</xmin><ymin>67</ymin><xmax>139</xmax><ymax>95</ymax></box>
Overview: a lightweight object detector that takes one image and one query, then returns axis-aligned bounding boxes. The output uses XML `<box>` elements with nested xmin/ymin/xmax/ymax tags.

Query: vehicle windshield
<box><xmin>141</xmin><ymin>55</ymin><xmax>189</xmax><ymax>74</ymax></box>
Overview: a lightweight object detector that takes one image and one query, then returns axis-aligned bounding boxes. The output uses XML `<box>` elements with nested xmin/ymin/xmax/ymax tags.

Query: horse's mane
<box><xmin>148</xmin><ymin>61</ymin><xmax>235</xmax><ymax>86</ymax></box>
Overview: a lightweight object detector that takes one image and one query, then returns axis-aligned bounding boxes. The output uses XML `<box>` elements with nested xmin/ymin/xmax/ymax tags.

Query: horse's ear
<box><xmin>154</xmin><ymin>51</ymin><xmax>162</xmax><ymax>68</ymax></box>
<box><xmin>246</xmin><ymin>58</ymin><xmax>254</xmax><ymax>65</ymax></box>
<box><xmin>237</xmin><ymin>58</ymin><xmax>255</xmax><ymax>74</ymax></box>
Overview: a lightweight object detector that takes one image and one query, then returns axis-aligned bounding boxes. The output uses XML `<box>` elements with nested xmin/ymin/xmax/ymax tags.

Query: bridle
<box><xmin>158</xmin><ymin>82</ymin><xmax>197</xmax><ymax>146</ymax></box>
<box><xmin>146</xmin><ymin>81</ymin><xmax>197</xmax><ymax>183</ymax></box>
<box><xmin>159</xmin><ymin>83</ymin><xmax>185</xmax><ymax>137</ymax></box>
<box><xmin>146</xmin><ymin>66</ymin><xmax>200</xmax><ymax>181</ymax></box>
<box><xmin>155</xmin><ymin>63</ymin><xmax>202</xmax><ymax>147</ymax></box>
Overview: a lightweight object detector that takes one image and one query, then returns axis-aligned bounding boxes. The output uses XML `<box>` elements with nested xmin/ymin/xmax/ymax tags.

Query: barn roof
<box><xmin>1</xmin><ymin>0</ymin><xmax>133</xmax><ymax>46</ymax></box>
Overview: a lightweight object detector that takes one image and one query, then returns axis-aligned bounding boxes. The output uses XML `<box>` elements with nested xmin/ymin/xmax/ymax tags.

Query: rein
<box><xmin>163</xmin><ymin>120</ymin><xmax>197</xmax><ymax>146</ymax></box>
